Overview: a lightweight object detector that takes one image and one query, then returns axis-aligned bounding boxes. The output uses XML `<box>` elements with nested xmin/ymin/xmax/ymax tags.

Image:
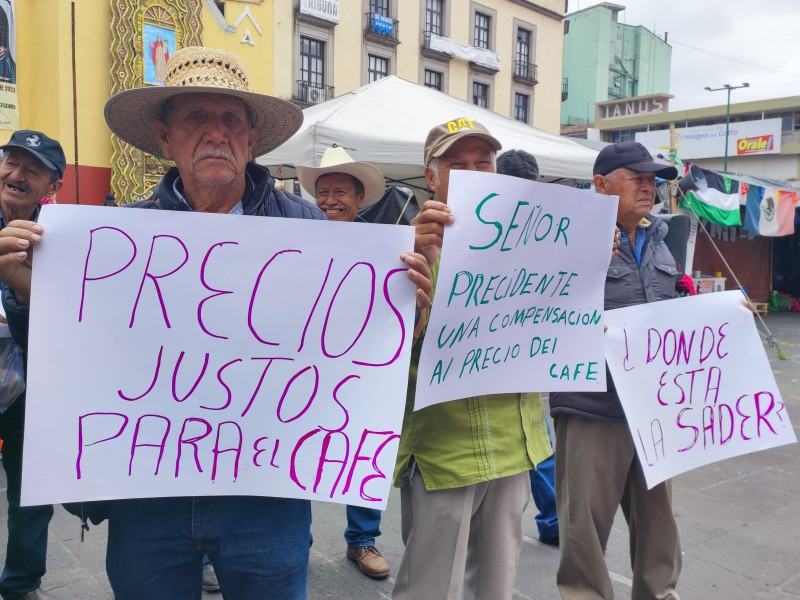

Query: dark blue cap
<box><xmin>1</xmin><ymin>130</ymin><xmax>66</xmax><ymax>178</ymax></box>
<box><xmin>593</xmin><ymin>142</ymin><xmax>678</xmax><ymax>180</ymax></box>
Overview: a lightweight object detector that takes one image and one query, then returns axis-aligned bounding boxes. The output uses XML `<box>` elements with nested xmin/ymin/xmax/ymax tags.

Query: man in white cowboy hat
<box><xmin>297</xmin><ymin>146</ymin><xmax>385</xmax><ymax>223</ymax></box>
<box><xmin>0</xmin><ymin>46</ymin><xmax>433</xmax><ymax>600</ymax></box>
<box><xmin>297</xmin><ymin>147</ymin><xmax>391</xmax><ymax>580</ymax></box>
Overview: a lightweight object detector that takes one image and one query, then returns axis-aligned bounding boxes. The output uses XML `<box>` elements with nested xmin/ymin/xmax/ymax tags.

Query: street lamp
<box><xmin>704</xmin><ymin>82</ymin><xmax>750</xmax><ymax>172</ymax></box>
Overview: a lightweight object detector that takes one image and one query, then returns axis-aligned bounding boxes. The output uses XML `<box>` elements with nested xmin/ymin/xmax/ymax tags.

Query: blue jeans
<box><xmin>0</xmin><ymin>396</ymin><xmax>54</xmax><ymax>599</ymax></box>
<box><xmin>344</xmin><ymin>505</ymin><xmax>382</xmax><ymax>548</ymax></box>
<box><xmin>106</xmin><ymin>495</ymin><xmax>311</xmax><ymax>600</ymax></box>
<box><xmin>529</xmin><ymin>419</ymin><xmax>558</xmax><ymax>540</ymax></box>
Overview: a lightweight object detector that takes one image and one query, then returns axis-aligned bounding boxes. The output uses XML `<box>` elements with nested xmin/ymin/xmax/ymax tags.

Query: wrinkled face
<box><xmin>0</xmin><ymin>148</ymin><xmax>60</xmax><ymax>219</ymax></box>
<box><xmin>424</xmin><ymin>137</ymin><xmax>495</xmax><ymax>204</ymax></box>
<box><xmin>153</xmin><ymin>92</ymin><xmax>258</xmax><ymax>189</ymax></box>
<box><xmin>315</xmin><ymin>172</ymin><xmax>364</xmax><ymax>222</ymax></box>
<box><xmin>599</xmin><ymin>167</ymin><xmax>657</xmax><ymax>225</ymax></box>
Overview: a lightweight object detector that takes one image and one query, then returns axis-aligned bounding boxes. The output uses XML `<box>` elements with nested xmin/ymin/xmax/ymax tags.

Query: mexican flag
<box><xmin>680</xmin><ymin>167</ymin><xmax>742</xmax><ymax>226</ymax></box>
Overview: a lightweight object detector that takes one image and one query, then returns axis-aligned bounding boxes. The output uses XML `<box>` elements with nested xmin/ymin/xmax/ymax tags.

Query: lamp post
<box><xmin>704</xmin><ymin>82</ymin><xmax>750</xmax><ymax>172</ymax></box>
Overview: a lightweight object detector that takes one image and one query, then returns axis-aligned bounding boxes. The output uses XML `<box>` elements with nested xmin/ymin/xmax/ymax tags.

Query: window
<box><xmin>369</xmin><ymin>0</ymin><xmax>389</xmax><ymax>16</ymax></box>
<box><xmin>300</xmin><ymin>36</ymin><xmax>325</xmax><ymax>89</ymax></box>
<box><xmin>424</xmin><ymin>69</ymin><xmax>443</xmax><ymax>91</ymax></box>
<box><xmin>514</xmin><ymin>93</ymin><xmax>529</xmax><ymax>123</ymax></box>
<box><xmin>426</xmin><ymin>0</ymin><xmax>444</xmax><ymax>34</ymax></box>
<box><xmin>473</xmin><ymin>82</ymin><xmax>489</xmax><ymax>108</ymax></box>
<box><xmin>368</xmin><ymin>54</ymin><xmax>389</xmax><ymax>82</ymax></box>
<box><xmin>515</xmin><ymin>28</ymin><xmax>531</xmax><ymax>78</ymax></box>
<box><xmin>474</xmin><ymin>12</ymin><xmax>490</xmax><ymax>49</ymax></box>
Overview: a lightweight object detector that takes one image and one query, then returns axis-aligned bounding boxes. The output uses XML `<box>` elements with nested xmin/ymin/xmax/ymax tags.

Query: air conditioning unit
<box><xmin>305</xmin><ymin>87</ymin><xmax>325</xmax><ymax>104</ymax></box>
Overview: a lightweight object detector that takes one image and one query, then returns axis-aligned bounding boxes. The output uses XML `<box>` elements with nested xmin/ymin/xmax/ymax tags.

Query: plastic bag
<box><xmin>0</xmin><ymin>336</ymin><xmax>25</xmax><ymax>413</ymax></box>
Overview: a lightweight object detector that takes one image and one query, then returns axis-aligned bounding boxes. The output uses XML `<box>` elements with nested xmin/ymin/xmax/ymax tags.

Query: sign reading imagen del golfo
<box><xmin>604</xmin><ymin>291</ymin><xmax>797</xmax><ymax>489</ymax></box>
<box><xmin>22</xmin><ymin>205</ymin><xmax>416</xmax><ymax>510</ymax></box>
<box><xmin>414</xmin><ymin>170</ymin><xmax>618</xmax><ymax>411</ymax></box>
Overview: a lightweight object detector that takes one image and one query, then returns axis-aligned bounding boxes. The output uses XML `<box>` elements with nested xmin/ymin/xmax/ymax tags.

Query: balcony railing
<box><xmin>422</xmin><ymin>31</ymin><xmax>454</xmax><ymax>58</ymax></box>
<box><xmin>513</xmin><ymin>60</ymin><xmax>538</xmax><ymax>84</ymax></box>
<box><xmin>365</xmin><ymin>12</ymin><xmax>399</xmax><ymax>42</ymax></box>
<box><xmin>294</xmin><ymin>81</ymin><xmax>335</xmax><ymax>105</ymax></box>
<box><xmin>561</xmin><ymin>77</ymin><xmax>568</xmax><ymax>101</ymax></box>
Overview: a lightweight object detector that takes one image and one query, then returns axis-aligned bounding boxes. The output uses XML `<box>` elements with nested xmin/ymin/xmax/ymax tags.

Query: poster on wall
<box><xmin>143</xmin><ymin>23</ymin><xmax>175</xmax><ymax>86</ymax></box>
<box><xmin>0</xmin><ymin>0</ymin><xmax>18</xmax><ymax>129</ymax></box>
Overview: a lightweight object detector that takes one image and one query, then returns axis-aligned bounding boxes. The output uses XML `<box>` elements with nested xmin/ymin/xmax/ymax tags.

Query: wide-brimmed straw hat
<box><xmin>104</xmin><ymin>46</ymin><xmax>303</xmax><ymax>159</ymax></box>
<box><xmin>296</xmin><ymin>147</ymin><xmax>386</xmax><ymax>208</ymax></box>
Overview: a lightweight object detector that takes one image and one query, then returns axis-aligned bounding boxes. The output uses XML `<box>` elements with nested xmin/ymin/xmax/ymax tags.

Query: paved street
<box><xmin>2</xmin><ymin>312</ymin><xmax>799</xmax><ymax>599</ymax></box>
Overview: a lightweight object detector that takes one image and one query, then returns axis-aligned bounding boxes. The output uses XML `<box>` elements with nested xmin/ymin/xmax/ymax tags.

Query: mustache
<box><xmin>193</xmin><ymin>147</ymin><xmax>236</xmax><ymax>165</ymax></box>
<box><xmin>1</xmin><ymin>179</ymin><xmax>31</xmax><ymax>193</ymax></box>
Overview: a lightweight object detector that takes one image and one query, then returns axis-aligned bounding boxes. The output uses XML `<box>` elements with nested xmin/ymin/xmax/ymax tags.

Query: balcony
<box><xmin>513</xmin><ymin>60</ymin><xmax>538</xmax><ymax>85</ymax></box>
<box><xmin>421</xmin><ymin>31</ymin><xmax>454</xmax><ymax>60</ymax></box>
<box><xmin>294</xmin><ymin>81</ymin><xmax>335</xmax><ymax>106</ymax></box>
<box><xmin>364</xmin><ymin>12</ymin><xmax>399</xmax><ymax>46</ymax></box>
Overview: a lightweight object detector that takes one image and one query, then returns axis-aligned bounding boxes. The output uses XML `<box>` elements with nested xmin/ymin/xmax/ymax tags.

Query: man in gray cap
<box><xmin>0</xmin><ymin>129</ymin><xmax>65</xmax><ymax>600</ymax></box>
<box><xmin>550</xmin><ymin>141</ymin><xmax>682</xmax><ymax>600</ymax></box>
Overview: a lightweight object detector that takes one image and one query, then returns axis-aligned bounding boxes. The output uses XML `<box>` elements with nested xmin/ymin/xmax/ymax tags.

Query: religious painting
<box><xmin>143</xmin><ymin>23</ymin><xmax>175</xmax><ymax>86</ymax></box>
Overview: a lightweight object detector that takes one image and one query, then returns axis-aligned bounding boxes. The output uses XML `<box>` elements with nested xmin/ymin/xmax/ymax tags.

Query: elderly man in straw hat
<box><xmin>297</xmin><ymin>147</ymin><xmax>391</xmax><ymax>580</ymax></box>
<box><xmin>0</xmin><ymin>46</ymin><xmax>432</xmax><ymax>600</ymax></box>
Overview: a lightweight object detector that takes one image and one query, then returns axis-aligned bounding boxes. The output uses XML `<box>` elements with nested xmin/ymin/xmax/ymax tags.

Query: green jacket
<box><xmin>393</xmin><ymin>258</ymin><xmax>552</xmax><ymax>490</ymax></box>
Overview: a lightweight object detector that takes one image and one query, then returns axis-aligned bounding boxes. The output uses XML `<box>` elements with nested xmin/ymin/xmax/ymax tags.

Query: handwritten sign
<box><xmin>604</xmin><ymin>291</ymin><xmax>796</xmax><ymax>488</ymax></box>
<box><xmin>414</xmin><ymin>170</ymin><xmax>618</xmax><ymax>410</ymax></box>
<box><xmin>21</xmin><ymin>205</ymin><xmax>416</xmax><ymax>509</ymax></box>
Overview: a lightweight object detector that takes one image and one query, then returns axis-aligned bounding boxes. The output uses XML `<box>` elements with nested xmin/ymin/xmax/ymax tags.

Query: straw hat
<box><xmin>104</xmin><ymin>46</ymin><xmax>303</xmax><ymax>159</ymax></box>
<box><xmin>296</xmin><ymin>147</ymin><xmax>386</xmax><ymax>208</ymax></box>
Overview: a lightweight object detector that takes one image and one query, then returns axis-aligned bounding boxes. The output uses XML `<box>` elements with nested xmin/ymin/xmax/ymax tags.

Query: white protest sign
<box><xmin>22</xmin><ymin>205</ymin><xmax>416</xmax><ymax>509</ymax></box>
<box><xmin>604</xmin><ymin>291</ymin><xmax>796</xmax><ymax>489</ymax></box>
<box><xmin>414</xmin><ymin>170</ymin><xmax>618</xmax><ymax>410</ymax></box>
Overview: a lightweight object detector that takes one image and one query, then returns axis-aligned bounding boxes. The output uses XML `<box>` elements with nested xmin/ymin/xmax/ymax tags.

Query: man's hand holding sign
<box><xmin>604</xmin><ymin>290</ymin><xmax>796</xmax><ymax>488</ymax></box>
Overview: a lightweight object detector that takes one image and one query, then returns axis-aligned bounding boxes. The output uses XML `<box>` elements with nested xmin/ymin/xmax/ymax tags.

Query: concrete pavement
<box><xmin>2</xmin><ymin>312</ymin><xmax>800</xmax><ymax>599</ymax></box>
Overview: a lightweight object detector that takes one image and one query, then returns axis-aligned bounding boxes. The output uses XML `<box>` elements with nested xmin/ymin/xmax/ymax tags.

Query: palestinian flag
<box><xmin>680</xmin><ymin>167</ymin><xmax>742</xmax><ymax>226</ymax></box>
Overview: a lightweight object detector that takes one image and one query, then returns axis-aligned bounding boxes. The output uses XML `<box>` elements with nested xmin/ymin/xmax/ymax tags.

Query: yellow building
<box><xmin>273</xmin><ymin>0</ymin><xmax>565</xmax><ymax>135</ymax></box>
<box><xmin>4</xmin><ymin>0</ymin><xmax>565</xmax><ymax>203</ymax></box>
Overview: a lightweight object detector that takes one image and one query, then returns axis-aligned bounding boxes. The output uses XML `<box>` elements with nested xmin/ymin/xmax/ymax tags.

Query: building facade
<box><xmin>561</xmin><ymin>2</ymin><xmax>671</xmax><ymax>128</ymax></box>
<box><xmin>592</xmin><ymin>94</ymin><xmax>800</xmax><ymax>188</ymax></box>
<box><xmin>272</xmin><ymin>0</ymin><xmax>566</xmax><ymax>134</ymax></box>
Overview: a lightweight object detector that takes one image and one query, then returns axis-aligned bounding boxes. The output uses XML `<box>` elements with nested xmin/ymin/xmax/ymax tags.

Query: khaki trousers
<box><xmin>392</xmin><ymin>470</ymin><xmax>530</xmax><ymax>600</ymax></box>
<box><xmin>555</xmin><ymin>414</ymin><xmax>681</xmax><ymax>600</ymax></box>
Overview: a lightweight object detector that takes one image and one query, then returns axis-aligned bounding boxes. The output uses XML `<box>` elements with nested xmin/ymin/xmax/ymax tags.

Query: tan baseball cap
<box><xmin>423</xmin><ymin>117</ymin><xmax>502</xmax><ymax>166</ymax></box>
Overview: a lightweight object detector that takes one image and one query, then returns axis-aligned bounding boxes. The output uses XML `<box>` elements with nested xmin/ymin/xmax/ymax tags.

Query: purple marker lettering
<box><xmin>735</xmin><ymin>394</ymin><xmax>752</xmax><ymax>441</ymax></box>
<box><xmin>297</xmin><ymin>258</ymin><xmax>334</xmax><ymax>352</ymax></box>
<box><xmin>353</xmin><ymin>268</ymin><xmax>406</xmax><ymax>367</ymax></box>
<box><xmin>211</xmin><ymin>421</ymin><xmax>243</xmax><ymax>481</ymax></box>
<box><xmin>676</xmin><ymin>407</ymin><xmax>699</xmax><ymax>452</ymax></box>
<box><xmin>199</xmin><ymin>358</ymin><xmax>242</xmax><ymax>411</ymax></box>
<box><xmin>319</xmin><ymin>374</ymin><xmax>357</xmax><ymax>433</ymax></box>
<box><xmin>312</xmin><ymin>431</ymin><xmax>350</xmax><ymax>497</ymax></box>
<box><xmin>248</xmin><ymin>249</ymin><xmax>301</xmax><ymax>346</ymax></box>
<box><xmin>129</xmin><ymin>235</ymin><xmax>189</xmax><ymax>329</ymax></box>
<box><xmin>240</xmin><ymin>357</ymin><xmax>294</xmax><ymax>418</ymax></box>
<box><xmin>129</xmin><ymin>414</ymin><xmax>170</xmax><ymax>476</ymax></box>
<box><xmin>118</xmin><ymin>345</ymin><xmax>163</xmax><ymax>401</ymax></box>
<box><xmin>754</xmin><ymin>391</ymin><xmax>777</xmax><ymax>436</ymax></box>
<box><xmin>252</xmin><ymin>436</ymin><xmax>269</xmax><ymax>467</ymax></box>
<box><xmin>622</xmin><ymin>328</ymin><xmax>634</xmax><ymax>372</ymax></box>
<box><xmin>290</xmin><ymin>428</ymin><xmax>321</xmax><ymax>490</ymax></box>
<box><xmin>197</xmin><ymin>241</ymin><xmax>238</xmax><ymax>339</ymax></box>
<box><xmin>342</xmin><ymin>429</ymin><xmax>400</xmax><ymax>499</ymax></box>
<box><xmin>355</xmin><ymin>432</ymin><xmax>400</xmax><ymax>502</ymax></box>
<box><xmin>716</xmin><ymin>322</ymin><xmax>729</xmax><ymax>359</ymax></box>
<box><xmin>79</xmin><ymin>227</ymin><xmax>137</xmax><ymax>322</ymax></box>
<box><xmin>76</xmin><ymin>412</ymin><xmax>129</xmax><ymax>479</ymax></box>
<box><xmin>718</xmin><ymin>403</ymin><xmax>734</xmax><ymax>444</ymax></box>
<box><xmin>175</xmin><ymin>418</ymin><xmax>213</xmax><ymax>477</ymax></box>
<box><xmin>646</xmin><ymin>328</ymin><xmax>662</xmax><ymax>364</ymax></box>
<box><xmin>276</xmin><ymin>365</ymin><xmax>319</xmax><ymax>423</ymax></box>
<box><xmin>269</xmin><ymin>438</ymin><xmax>281</xmax><ymax>468</ymax></box>
<box><xmin>702</xmin><ymin>405</ymin><xmax>715</xmax><ymax>448</ymax></box>
<box><xmin>321</xmin><ymin>262</ymin><xmax>376</xmax><ymax>359</ymax></box>
<box><xmin>171</xmin><ymin>351</ymin><xmax>210</xmax><ymax>402</ymax></box>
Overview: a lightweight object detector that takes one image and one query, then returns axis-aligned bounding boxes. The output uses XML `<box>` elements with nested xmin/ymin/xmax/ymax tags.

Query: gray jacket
<box><xmin>549</xmin><ymin>217</ymin><xmax>678</xmax><ymax>422</ymax></box>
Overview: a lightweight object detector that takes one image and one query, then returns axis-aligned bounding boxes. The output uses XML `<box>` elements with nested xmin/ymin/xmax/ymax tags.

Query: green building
<box><xmin>561</xmin><ymin>2</ymin><xmax>672</xmax><ymax>127</ymax></box>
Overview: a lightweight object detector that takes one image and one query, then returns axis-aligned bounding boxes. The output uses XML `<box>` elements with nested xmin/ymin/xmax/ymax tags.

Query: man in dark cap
<box><xmin>550</xmin><ymin>141</ymin><xmax>682</xmax><ymax>600</ymax></box>
<box><xmin>0</xmin><ymin>129</ymin><xmax>65</xmax><ymax>600</ymax></box>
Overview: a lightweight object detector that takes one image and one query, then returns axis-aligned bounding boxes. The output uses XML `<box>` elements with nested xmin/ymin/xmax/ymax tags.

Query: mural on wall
<box><xmin>109</xmin><ymin>0</ymin><xmax>202</xmax><ymax>203</ymax></box>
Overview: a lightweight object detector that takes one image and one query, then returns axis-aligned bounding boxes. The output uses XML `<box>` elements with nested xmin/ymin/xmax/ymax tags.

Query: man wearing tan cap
<box><xmin>297</xmin><ymin>147</ymin><xmax>392</xmax><ymax>580</ymax></box>
<box><xmin>0</xmin><ymin>47</ymin><xmax>432</xmax><ymax>600</ymax></box>
<box><xmin>392</xmin><ymin>118</ymin><xmax>552</xmax><ymax>600</ymax></box>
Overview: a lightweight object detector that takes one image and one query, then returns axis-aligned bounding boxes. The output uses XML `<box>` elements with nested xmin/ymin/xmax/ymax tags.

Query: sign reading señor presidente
<box><xmin>415</xmin><ymin>170</ymin><xmax>618</xmax><ymax>411</ymax></box>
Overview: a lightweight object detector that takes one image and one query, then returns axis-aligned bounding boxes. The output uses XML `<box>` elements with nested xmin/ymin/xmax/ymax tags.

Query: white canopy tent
<box><xmin>257</xmin><ymin>76</ymin><xmax>598</xmax><ymax>190</ymax></box>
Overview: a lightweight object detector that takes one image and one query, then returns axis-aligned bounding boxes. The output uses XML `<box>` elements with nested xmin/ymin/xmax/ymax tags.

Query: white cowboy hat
<box><xmin>103</xmin><ymin>46</ymin><xmax>303</xmax><ymax>159</ymax></box>
<box><xmin>296</xmin><ymin>146</ymin><xmax>386</xmax><ymax>209</ymax></box>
